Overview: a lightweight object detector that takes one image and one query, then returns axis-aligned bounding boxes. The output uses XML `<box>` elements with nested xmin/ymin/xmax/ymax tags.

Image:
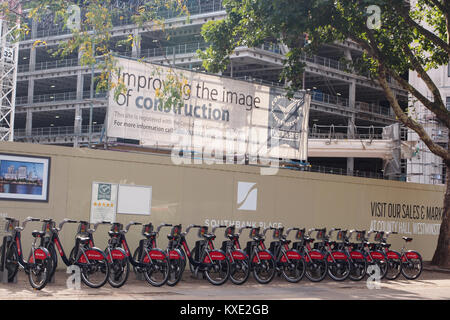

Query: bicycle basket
<box><xmin>142</xmin><ymin>223</ymin><xmax>153</xmax><ymax>236</ymax></box>
<box><xmin>198</xmin><ymin>226</ymin><xmax>208</xmax><ymax>238</ymax></box>
<box><xmin>4</xmin><ymin>219</ymin><xmax>18</xmax><ymax>233</ymax></box>
<box><xmin>249</xmin><ymin>227</ymin><xmax>260</xmax><ymax>238</ymax></box>
<box><xmin>77</xmin><ymin>221</ymin><xmax>89</xmax><ymax>234</ymax></box>
<box><xmin>273</xmin><ymin>228</ymin><xmax>283</xmax><ymax>240</ymax></box>
<box><xmin>374</xmin><ymin>231</ymin><xmax>384</xmax><ymax>242</ymax></box>
<box><xmin>295</xmin><ymin>229</ymin><xmax>305</xmax><ymax>240</ymax></box>
<box><xmin>356</xmin><ymin>231</ymin><xmax>365</xmax><ymax>242</ymax></box>
<box><xmin>337</xmin><ymin>230</ymin><xmax>346</xmax><ymax>241</ymax></box>
<box><xmin>110</xmin><ymin>223</ymin><xmax>123</xmax><ymax>233</ymax></box>
<box><xmin>224</xmin><ymin>226</ymin><xmax>235</xmax><ymax>237</ymax></box>
<box><xmin>316</xmin><ymin>229</ymin><xmax>326</xmax><ymax>240</ymax></box>
<box><xmin>170</xmin><ymin>225</ymin><xmax>181</xmax><ymax>237</ymax></box>
<box><xmin>42</xmin><ymin>221</ymin><xmax>56</xmax><ymax>234</ymax></box>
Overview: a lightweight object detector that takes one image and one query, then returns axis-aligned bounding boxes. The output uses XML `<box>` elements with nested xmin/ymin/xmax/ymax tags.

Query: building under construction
<box><xmin>2</xmin><ymin>0</ymin><xmax>444</xmax><ymax>183</ymax></box>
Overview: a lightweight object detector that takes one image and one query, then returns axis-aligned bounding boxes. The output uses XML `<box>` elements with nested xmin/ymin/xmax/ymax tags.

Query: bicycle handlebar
<box><xmin>89</xmin><ymin>221</ymin><xmax>111</xmax><ymax>233</ymax></box>
<box><xmin>286</xmin><ymin>227</ymin><xmax>299</xmax><ymax>236</ymax></box>
<box><xmin>124</xmin><ymin>221</ymin><xmax>142</xmax><ymax>233</ymax></box>
<box><xmin>184</xmin><ymin>224</ymin><xmax>201</xmax><ymax>236</ymax></box>
<box><xmin>263</xmin><ymin>227</ymin><xmax>275</xmax><ymax>236</ymax></box>
<box><xmin>18</xmin><ymin>217</ymin><xmax>39</xmax><ymax>230</ymax></box>
<box><xmin>212</xmin><ymin>225</ymin><xmax>226</xmax><ymax>234</ymax></box>
<box><xmin>58</xmin><ymin>218</ymin><xmax>77</xmax><ymax>231</ymax></box>
<box><xmin>237</xmin><ymin>225</ymin><xmax>252</xmax><ymax>235</ymax></box>
<box><xmin>156</xmin><ymin>223</ymin><xmax>173</xmax><ymax>233</ymax></box>
<box><xmin>328</xmin><ymin>228</ymin><xmax>341</xmax><ymax>237</ymax></box>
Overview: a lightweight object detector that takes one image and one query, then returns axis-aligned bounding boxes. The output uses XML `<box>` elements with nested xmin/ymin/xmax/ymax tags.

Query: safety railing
<box><xmin>32</xmin><ymin>92</ymin><xmax>77</xmax><ymax>104</ymax></box>
<box><xmin>311</xmin><ymin>91</ymin><xmax>349</xmax><ymax>108</ymax></box>
<box><xmin>308</xmin><ymin>125</ymin><xmax>385</xmax><ymax>140</ymax></box>
<box><xmin>34</xmin><ymin>58</ymin><xmax>79</xmax><ymax>71</ymax></box>
<box><xmin>355</xmin><ymin>101</ymin><xmax>392</xmax><ymax>117</ymax></box>
<box><xmin>14</xmin><ymin>124</ymin><xmax>104</xmax><ymax>138</ymax></box>
<box><xmin>140</xmin><ymin>42</ymin><xmax>208</xmax><ymax>58</ymax></box>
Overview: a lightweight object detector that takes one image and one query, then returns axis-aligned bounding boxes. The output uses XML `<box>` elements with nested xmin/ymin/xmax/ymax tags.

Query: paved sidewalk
<box><xmin>0</xmin><ymin>269</ymin><xmax>449</xmax><ymax>300</ymax></box>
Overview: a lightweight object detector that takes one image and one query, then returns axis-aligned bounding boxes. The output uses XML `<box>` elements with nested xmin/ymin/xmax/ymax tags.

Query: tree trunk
<box><xmin>431</xmin><ymin>161</ymin><xmax>450</xmax><ymax>268</ymax></box>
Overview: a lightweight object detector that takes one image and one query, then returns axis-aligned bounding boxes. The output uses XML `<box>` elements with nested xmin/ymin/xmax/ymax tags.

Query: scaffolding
<box><xmin>0</xmin><ymin>0</ymin><xmax>20</xmax><ymax>141</ymax></box>
<box><xmin>406</xmin><ymin>100</ymin><xmax>448</xmax><ymax>185</ymax></box>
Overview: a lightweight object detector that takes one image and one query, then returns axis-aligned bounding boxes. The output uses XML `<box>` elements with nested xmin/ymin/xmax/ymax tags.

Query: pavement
<box><xmin>0</xmin><ymin>267</ymin><xmax>449</xmax><ymax>300</ymax></box>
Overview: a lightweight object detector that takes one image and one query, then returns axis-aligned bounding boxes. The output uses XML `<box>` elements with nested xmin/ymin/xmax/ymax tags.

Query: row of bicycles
<box><xmin>0</xmin><ymin>216</ymin><xmax>423</xmax><ymax>290</ymax></box>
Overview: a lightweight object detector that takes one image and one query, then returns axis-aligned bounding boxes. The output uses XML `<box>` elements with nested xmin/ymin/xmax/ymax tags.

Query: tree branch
<box><xmin>394</xmin><ymin>2</ymin><xmax>450</xmax><ymax>55</ymax></box>
<box><xmin>378</xmin><ymin>66</ymin><xmax>449</xmax><ymax>161</ymax></box>
<box><xmin>401</xmin><ymin>44</ymin><xmax>450</xmax><ymax>128</ymax></box>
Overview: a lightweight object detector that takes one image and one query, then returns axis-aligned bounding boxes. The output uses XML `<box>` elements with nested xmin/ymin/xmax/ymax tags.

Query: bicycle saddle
<box><xmin>402</xmin><ymin>237</ymin><xmax>413</xmax><ymax>242</ymax></box>
<box><xmin>32</xmin><ymin>230</ymin><xmax>46</xmax><ymax>238</ymax></box>
<box><xmin>280</xmin><ymin>238</ymin><xmax>291</xmax><ymax>245</ymax></box>
<box><xmin>108</xmin><ymin>230</ymin><xmax>120</xmax><ymax>237</ymax></box>
<box><xmin>203</xmin><ymin>233</ymin><xmax>216</xmax><ymax>240</ymax></box>
<box><xmin>76</xmin><ymin>235</ymin><xmax>90</xmax><ymax>243</ymax></box>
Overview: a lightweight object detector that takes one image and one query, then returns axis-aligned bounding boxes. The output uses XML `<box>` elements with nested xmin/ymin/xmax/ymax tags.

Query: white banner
<box><xmin>107</xmin><ymin>57</ymin><xmax>310</xmax><ymax>161</ymax></box>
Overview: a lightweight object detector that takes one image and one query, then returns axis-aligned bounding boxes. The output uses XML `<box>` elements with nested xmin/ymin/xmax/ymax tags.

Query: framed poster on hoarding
<box><xmin>0</xmin><ymin>153</ymin><xmax>50</xmax><ymax>202</ymax></box>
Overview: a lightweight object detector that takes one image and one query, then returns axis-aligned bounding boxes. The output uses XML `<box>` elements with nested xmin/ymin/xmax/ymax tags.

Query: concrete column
<box><xmin>347</xmin><ymin>115</ymin><xmax>355</xmax><ymax>175</ymax></box>
<box><xmin>25</xmin><ymin>109</ymin><xmax>32</xmax><ymax>137</ymax></box>
<box><xmin>347</xmin><ymin>80</ymin><xmax>356</xmax><ymax>175</ymax></box>
<box><xmin>27</xmin><ymin>78</ymin><xmax>34</xmax><ymax>105</ymax></box>
<box><xmin>31</xmin><ymin>19</ymin><xmax>37</xmax><ymax>39</ymax></box>
<box><xmin>74</xmin><ymin>105</ymin><xmax>82</xmax><ymax>148</ymax></box>
<box><xmin>76</xmin><ymin>73</ymin><xmax>84</xmax><ymax>100</ymax></box>
<box><xmin>349</xmin><ymin>80</ymin><xmax>356</xmax><ymax>109</ymax></box>
<box><xmin>29</xmin><ymin>47</ymin><xmax>36</xmax><ymax>72</ymax></box>
<box><xmin>131</xmin><ymin>29</ymin><xmax>141</xmax><ymax>58</ymax></box>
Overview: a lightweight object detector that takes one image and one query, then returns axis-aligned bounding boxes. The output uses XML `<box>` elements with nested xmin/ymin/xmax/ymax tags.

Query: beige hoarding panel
<box><xmin>0</xmin><ymin>142</ymin><xmax>445</xmax><ymax>265</ymax></box>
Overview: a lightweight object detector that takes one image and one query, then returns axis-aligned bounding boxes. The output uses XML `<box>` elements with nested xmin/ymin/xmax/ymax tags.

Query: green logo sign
<box><xmin>98</xmin><ymin>183</ymin><xmax>111</xmax><ymax>201</ymax></box>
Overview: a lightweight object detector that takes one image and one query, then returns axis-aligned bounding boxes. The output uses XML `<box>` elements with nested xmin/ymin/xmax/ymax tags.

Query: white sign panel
<box><xmin>90</xmin><ymin>182</ymin><xmax>118</xmax><ymax>223</ymax></box>
<box><xmin>237</xmin><ymin>182</ymin><xmax>258</xmax><ymax>211</ymax></box>
<box><xmin>117</xmin><ymin>184</ymin><xmax>152</xmax><ymax>215</ymax></box>
<box><xmin>107</xmin><ymin>57</ymin><xmax>310</xmax><ymax>161</ymax></box>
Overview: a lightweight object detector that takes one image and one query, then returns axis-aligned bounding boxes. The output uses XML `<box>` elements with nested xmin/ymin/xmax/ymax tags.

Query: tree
<box><xmin>200</xmin><ymin>0</ymin><xmax>450</xmax><ymax>267</ymax></box>
<box><xmin>3</xmin><ymin>0</ymin><xmax>190</xmax><ymax>103</ymax></box>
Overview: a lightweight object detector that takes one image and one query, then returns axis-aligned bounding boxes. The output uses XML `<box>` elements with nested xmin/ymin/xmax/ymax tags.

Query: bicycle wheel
<box><xmin>107</xmin><ymin>251</ymin><xmax>129</xmax><ymax>288</ymax></box>
<box><xmin>305</xmin><ymin>257</ymin><xmax>328</xmax><ymax>282</ymax></box>
<box><xmin>79</xmin><ymin>249</ymin><xmax>110</xmax><ymax>288</ymax></box>
<box><xmin>47</xmin><ymin>245</ymin><xmax>58</xmax><ymax>281</ymax></box>
<box><xmin>143</xmin><ymin>258</ymin><xmax>170</xmax><ymax>287</ymax></box>
<box><xmin>401</xmin><ymin>251</ymin><xmax>423</xmax><ymax>280</ymax></box>
<box><xmin>385</xmin><ymin>251</ymin><xmax>402</xmax><ymax>280</ymax></box>
<box><xmin>281</xmin><ymin>257</ymin><xmax>306</xmax><ymax>283</ymax></box>
<box><xmin>327</xmin><ymin>256</ymin><xmax>351</xmax><ymax>281</ymax></box>
<box><xmin>229</xmin><ymin>256</ymin><xmax>250</xmax><ymax>285</ymax></box>
<box><xmin>28</xmin><ymin>255</ymin><xmax>51</xmax><ymax>290</ymax></box>
<box><xmin>367</xmin><ymin>251</ymin><xmax>388</xmax><ymax>279</ymax></box>
<box><xmin>167</xmin><ymin>252</ymin><xmax>184</xmax><ymax>287</ymax></box>
<box><xmin>252</xmin><ymin>255</ymin><xmax>276</xmax><ymax>284</ymax></box>
<box><xmin>0</xmin><ymin>244</ymin><xmax>19</xmax><ymax>282</ymax></box>
<box><xmin>348</xmin><ymin>257</ymin><xmax>367</xmax><ymax>281</ymax></box>
<box><xmin>204</xmin><ymin>257</ymin><xmax>230</xmax><ymax>285</ymax></box>
<box><xmin>132</xmin><ymin>247</ymin><xmax>144</xmax><ymax>275</ymax></box>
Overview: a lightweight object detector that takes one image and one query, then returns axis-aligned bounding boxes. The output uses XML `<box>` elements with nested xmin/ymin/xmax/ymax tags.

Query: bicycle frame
<box><xmin>177</xmin><ymin>225</ymin><xmax>227</xmax><ymax>271</ymax></box>
<box><xmin>2</xmin><ymin>218</ymin><xmax>50</xmax><ymax>271</ymax></box>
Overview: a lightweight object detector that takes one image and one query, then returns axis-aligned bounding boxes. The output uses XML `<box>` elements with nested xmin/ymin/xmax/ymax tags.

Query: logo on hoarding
<box><xmin>97</xmin><ymin>183</ymin><xmax>112</xmax><ymax>201</ymax></box>
<box><xmin>237</xmin><ymin>182</ymin><xmax>257</xmax><ymax>211</ymax></box>
<box><xmin>268</xmin><ymin>90</ymin><xmax>306</xmax><ymax>149</ymax></box>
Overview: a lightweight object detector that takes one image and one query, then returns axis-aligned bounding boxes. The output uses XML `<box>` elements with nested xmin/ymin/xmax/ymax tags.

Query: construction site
<box><xmin>0</xmin><ymin>0</ymin><xmax>447</xmax><ymax>184</ymax></box>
